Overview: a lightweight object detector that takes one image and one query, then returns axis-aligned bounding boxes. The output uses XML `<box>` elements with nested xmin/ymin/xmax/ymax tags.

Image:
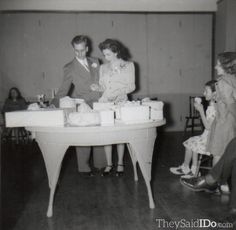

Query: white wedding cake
<box><xmin>119</xmin><ymin>104</ymin><xmax>150</xmax><ymax>124</ymax></box>
<box><xmin>142</xmin><ymin>101</ymin><xmax>164</xmax><ymax>120</ymax></box>
<box><xmin>59</xmin><ymin>96</ymin><xmax>84</xmax><ymax>109</ymax></box>
<box><xmin>93</xmin><ymin>102</ymin><xmax>115</xmax><ymax>111</ymax></box>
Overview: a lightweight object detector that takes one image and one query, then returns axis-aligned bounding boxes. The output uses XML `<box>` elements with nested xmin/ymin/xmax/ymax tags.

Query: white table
<box><xmin>27</xmin><ymin>119</ymin><xmax>166</xmax><ymax>217</ymax></box>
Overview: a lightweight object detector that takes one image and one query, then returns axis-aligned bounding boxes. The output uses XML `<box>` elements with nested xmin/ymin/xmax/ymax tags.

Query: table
<box><xmin>27</xmin><ymin>119</ymin><xmax>166</xmax><ymax>217</ymax></box>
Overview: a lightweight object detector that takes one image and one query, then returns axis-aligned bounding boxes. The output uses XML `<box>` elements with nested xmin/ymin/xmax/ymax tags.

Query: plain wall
<box><xmin>215</xmin><ymin>0</ymin><xmax>236</xmax><ymax>57</ymax></box>
<box><xmin>0</xmin><ymin>13</ymin><xmax>213</xmax><ymax>131</ymax></box>
<box><xmin>0</xmin><ymin>0</ymin><xmax>217</xmax><ymax>12</ymax></box>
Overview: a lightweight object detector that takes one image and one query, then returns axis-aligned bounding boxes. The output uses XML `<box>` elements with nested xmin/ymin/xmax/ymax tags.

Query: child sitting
<box><xmin>170</xmin><ymin>80</ymin><xmax>217</xmax><ymax>178</ymax></box>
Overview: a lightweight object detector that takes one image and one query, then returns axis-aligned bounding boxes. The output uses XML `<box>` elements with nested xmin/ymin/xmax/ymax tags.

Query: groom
<box><xmin>51</xmin><ymin>35</ymin><xmax>104</xmax><ymax>175</ymax></box>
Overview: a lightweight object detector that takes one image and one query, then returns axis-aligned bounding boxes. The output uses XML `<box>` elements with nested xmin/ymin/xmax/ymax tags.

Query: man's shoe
<box><xmin>180</xmin><ymin>171</ymin><xmax>195</xmax><ymax>179</ymax></box>
<box><xmin>180</xmin><ymin>176</ymin><xmax>218</xmax><ymax>193</ymax></box>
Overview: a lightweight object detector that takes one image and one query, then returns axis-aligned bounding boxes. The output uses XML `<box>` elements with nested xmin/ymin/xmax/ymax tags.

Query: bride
<box><xmin>91</xmin><ymin>38</ymin><xmax>136</xmax><ymax>176</ymax></box>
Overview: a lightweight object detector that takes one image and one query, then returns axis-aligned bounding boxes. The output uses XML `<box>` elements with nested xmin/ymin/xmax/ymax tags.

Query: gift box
<box><xmin>5</xmin><ymin>109</ymin><xmax>65</xmax><ymax>127</ymax></box>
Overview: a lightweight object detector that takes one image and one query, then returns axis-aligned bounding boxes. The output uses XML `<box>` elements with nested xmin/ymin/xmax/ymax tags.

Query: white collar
<box><xmin>76</xmin><ymin>57</ymin><xmax>90</xmax><ymax>71</ymax></box>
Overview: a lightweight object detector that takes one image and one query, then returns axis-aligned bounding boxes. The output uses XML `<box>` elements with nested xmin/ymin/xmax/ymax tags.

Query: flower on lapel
<box><xmin>91</xmin><ymin>63</ymin><xmax>98</xmax><ymax>68</ymax></box>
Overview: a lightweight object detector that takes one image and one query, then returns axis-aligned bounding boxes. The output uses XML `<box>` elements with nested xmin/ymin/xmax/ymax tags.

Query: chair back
<box><xmin>189</xmin><ymin>96</ymin><xmax>200</xmax><ymax>118</ymax></box>
<box><xmin>189</xmin><ymin>96</ymin><xmax>208</xmax><ymax>118</ymax></box>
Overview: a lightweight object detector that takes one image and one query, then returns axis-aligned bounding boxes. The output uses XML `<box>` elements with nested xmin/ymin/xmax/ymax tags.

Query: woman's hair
<box><xmin>218</xmin><ymin>52</ymin><xmax>236</xmax><ymax>75</ymax></box>
<box><xmin>99</xmin><ymin>39</ymin><xmax>130</xmax><ymax>60</ymax></box>
<box><xmin>205</xmin><ymin>79</ymin><xmax>217</xmax><ymax>92</ymax></box>
<box><xmin>8</xmin><ymin>87</ymin><xmax>23</xmax><ymax>100</ymax></box>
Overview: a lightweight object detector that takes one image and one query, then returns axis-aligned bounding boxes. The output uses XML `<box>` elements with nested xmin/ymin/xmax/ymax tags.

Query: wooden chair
<box><xmin>1</xmin><ymin>127</ymin><xmax>30</xmax><ymax>144</ymax></box>
<box><xmin>194</xmin><ymin>153</ymin><xmax>213</xmax><ymax>177</ymax></box>
<box><xmin>183</xmin><ymin>96</ymin><xmax>205</xmax><ymax>137</ymax></box>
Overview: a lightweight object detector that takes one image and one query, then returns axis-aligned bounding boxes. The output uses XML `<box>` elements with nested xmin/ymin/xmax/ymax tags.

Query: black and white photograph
<box><xmin>0</xmin><ymin>0</ymin><xmax>236</xmax><ymax>229</ymax></box>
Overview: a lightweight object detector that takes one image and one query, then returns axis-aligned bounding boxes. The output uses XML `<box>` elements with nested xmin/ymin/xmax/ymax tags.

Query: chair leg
<box><xmin>194</xmin><ymin>154</ymin><xmax>202</xmax><ymax>177</ymax></box>
<box><xmin>183</xmin><ymin>118</ymin><xmax>189</xmax><ymax>139</ymax></box>
<box><xmin>191</xmin><ymin>118</ymin><xmax>194</xmax><ymax>134</ymax></box>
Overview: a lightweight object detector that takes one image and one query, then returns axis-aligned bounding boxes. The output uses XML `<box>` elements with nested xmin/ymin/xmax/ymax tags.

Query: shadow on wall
<box><xmin>163</xmin><ymin>102</ymin><xmax>173</xmax><ymax>129</ymax></box>
<box><xmin>133</xmin><ymin>61</ymin><xmax>140</xmax><ymax>94</ymax></box>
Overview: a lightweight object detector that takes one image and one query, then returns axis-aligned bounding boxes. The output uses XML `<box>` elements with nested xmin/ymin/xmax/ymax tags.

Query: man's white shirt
<box><xmin>76</xmin><ymin>57</ymin><xmax>90</xmax><ymax>72</ymax></box>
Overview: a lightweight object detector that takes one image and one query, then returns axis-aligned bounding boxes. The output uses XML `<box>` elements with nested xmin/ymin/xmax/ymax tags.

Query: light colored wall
<box><xmin>0</xmin><ymin>13</ymin><xmax>212</xmax><ymax>131</ymax></box>
<box><xmin>215</xmin><ymin>0</ymin><xmax>236</xmax><ymax>57</ymax></box>
<box><xmin>225</xmin><ymin>0</ymin><xmax>236</xmax><ymax>51</ymax></box>
<box><xmin>0</xmin><ymin>0</ymin><xmax>217</xmax><ymax>12</ymax></box>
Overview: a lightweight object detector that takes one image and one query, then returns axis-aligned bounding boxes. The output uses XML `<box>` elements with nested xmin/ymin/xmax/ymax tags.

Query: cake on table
<box><xmin>68</xmin><ymin>111</ymin><xmax>100</xmax><ymax>126</ymax></box>
<box><xmin>142</xmin><ymin>100</ymin><xmax>164</xmax><ymax>120</ymax></box>
<box><xmin>93</xmin><ymin>102</ymin><xmax>115</xmax><ymax>111</ymax></box>
<box><xmin>119</xmin><ymin>105</ymin><xmax>150</xmax><ymax>124</ymax></box>
<box><xmin>5</xmin><ymin>97</ymin><xmax>164</xmax><ymax>128</ymax></box>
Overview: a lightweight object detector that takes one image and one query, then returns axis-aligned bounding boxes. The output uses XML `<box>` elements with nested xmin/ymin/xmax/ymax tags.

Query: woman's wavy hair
<box><xmin>8</xmin><ymin>87</ymin><xmax>23</xmax><ymax>100</ymax></box>
<box><xmin>218</xmin><ymin>52</ymin><xmax>236</xmax><ymax>75</ymax></box>
<box><xmin>99</xmin><ymin>39</ymin><xmax>130</xmax><ymax>60</ymax></box>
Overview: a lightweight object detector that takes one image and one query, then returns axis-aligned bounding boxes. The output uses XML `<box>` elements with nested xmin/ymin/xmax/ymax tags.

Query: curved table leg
<box><xmin>127</xmin><ymin>143</ymin><xmax>138</xmax><ymax>181</ymax></box>
<box><xmin>129</xmin><ymin>131</ymin><xmax>157</xmax><ymax>209</ymax></box>
<box><xmin>37</xmin><ymin>140</ymin><xmax>69</xmax><ymax>217</ymax></box>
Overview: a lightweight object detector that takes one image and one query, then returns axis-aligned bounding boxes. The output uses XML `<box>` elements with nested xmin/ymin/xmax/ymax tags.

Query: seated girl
<box><xmin>170</xmin><ymin>80</ymin><xmax>217</xmax><ymax>178</ymax></box>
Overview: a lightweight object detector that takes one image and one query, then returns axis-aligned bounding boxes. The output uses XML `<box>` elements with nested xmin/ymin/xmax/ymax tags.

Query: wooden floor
<box><xmin>1</xmin><ymin>131</ymin><xmax>234</xmax><ymax>230</ymax></box>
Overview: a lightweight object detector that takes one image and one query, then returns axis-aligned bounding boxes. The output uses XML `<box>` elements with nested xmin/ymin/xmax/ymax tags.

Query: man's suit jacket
<box><xmin>52</xmin><ymin>57</ymin><xmax>100</xmax><ymax>107</ymax></box>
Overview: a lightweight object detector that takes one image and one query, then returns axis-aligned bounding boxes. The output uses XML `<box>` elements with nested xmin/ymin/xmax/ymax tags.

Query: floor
<box><xmin>1</xmin><ymin>131</ymin><xmax>235</xmax><ymax>230</ymax></box>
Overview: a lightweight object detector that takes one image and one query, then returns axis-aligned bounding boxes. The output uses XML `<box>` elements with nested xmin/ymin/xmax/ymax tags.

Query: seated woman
<box><xmin>1</xmin><ymin>87</ymin><xmax>28</xmax><ymax>141</ymax></box>
<box><xmin>91</xmin><ymin>39</ymin><xmax>135</xmax><ymax>176</ymax></box>
<box><xmin>170</xmin><ymin>80</ymin><xmax>217</xmax><ymax>178</ymax></box>
<box><xmin>2</xmin><ymin>87</ymin><xmax>27</xmax><ymax>114</ymax></box>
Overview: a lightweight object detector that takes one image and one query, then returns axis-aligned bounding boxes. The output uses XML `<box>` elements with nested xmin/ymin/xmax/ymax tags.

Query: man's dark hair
<box><xmin>71</xmin><ymin>35</ymin><xmax>89</xmax><ymax>47</ymax></box>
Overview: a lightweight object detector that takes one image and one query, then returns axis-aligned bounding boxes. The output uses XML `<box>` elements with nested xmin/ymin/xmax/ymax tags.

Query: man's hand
<box><xmin>90</xmin><ymin>83</ymin><xmax>100</xmax><ymax>92</ymax></box>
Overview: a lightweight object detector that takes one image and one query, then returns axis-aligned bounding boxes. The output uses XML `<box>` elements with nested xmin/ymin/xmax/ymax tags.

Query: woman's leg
<box><xmin>191</xmin><ymin>151</ymin><xmax>198</xmax><ymax>174</ymax></box>
<box><xmin>117</xmin><ymin>144</ymin><xmax>125</xmax><ymax>172</ymax></box>
<box><xmin>104</xmin><ymin>145</ymin><xmax>113</xmax><ymax>172</ymax></box>
<box><xmin>170</xmin><ymin>148</ymin><xmax>192</xmax><ymax>175</ymax></box>
<box><xmin>183</xmin><ymin>148</ymin><xmax>193</xmax><ymax>168</ymax></box>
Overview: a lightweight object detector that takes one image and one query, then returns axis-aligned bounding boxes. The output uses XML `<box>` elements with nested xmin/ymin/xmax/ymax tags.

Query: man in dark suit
<box><xmin>181</xmin><ymin>137</ymin><xmax>236</xmax><ymax>222</ymax></box>
<box><xmin>51</xmin><ymin>35</ymin><xmax>103</xmax><ymax>176</ymax></box>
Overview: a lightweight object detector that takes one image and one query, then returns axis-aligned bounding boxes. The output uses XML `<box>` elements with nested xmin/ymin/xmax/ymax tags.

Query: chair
<box><xmin>194</xmin><ymin>153</ymin><xmax>213</xmax><ymax>177</ymax></box>
<box><xmin>1</xmin><ymin>127</ymin><xmax>30</xmax><ymax>144</ymax></box>
<box><xmin>183</xmin><ymin>96</ymin><xmax>205</xmax><ymax>137</ymax></box>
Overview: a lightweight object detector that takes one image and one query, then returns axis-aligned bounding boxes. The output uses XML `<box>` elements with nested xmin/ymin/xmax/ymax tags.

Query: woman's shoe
<box><xmin>101</xmin><ymin>165</ymin><xmax>113</xmax><ymax>176</ymax></box>
<box><xmin>116</xmin><ymin>164</ymin><xmax>124</xmax><ymax>177</ymax></box>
